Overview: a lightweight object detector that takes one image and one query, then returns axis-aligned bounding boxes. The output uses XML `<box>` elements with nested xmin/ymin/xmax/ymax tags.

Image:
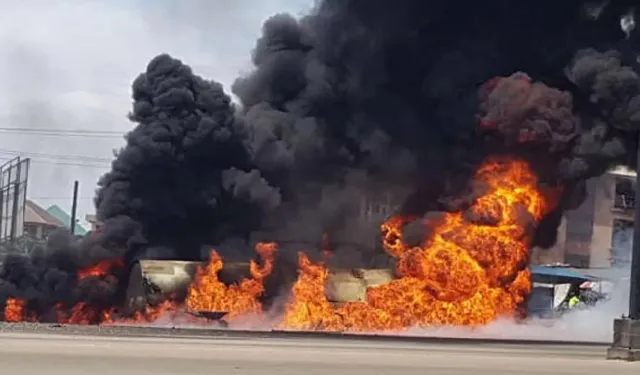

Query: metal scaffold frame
<box><xmin>0</xmin><ymin>157</ymin><xmax>30</xmax><ymax>243</ymax></box>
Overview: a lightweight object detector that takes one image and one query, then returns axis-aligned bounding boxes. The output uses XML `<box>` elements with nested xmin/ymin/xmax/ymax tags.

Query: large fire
<box><xmin>185</xmin><ymin>242</ymin><xmax>276</xmax><ymax>318</ymax></box>
<box><xmin>2</xmin><ymin>159</ymin><xmax>555</xmax><ymax>331</ymax></box>
<box><xmin>280</xmin><ymin>159</ymin><xmax>553</xmax><ymax>330</ymax></box>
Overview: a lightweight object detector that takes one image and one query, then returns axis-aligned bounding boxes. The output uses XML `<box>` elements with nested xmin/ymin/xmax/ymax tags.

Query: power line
<box><xmin>0</xmin><ymin>148</ymin><xmax>112</xmax><ymax>163</ymax></box>
<box><xmin>0</xmin><ymin>127</ymin><xmax>122</xmax><ymax>133</ymax></box>
<box><xmin>0</xmin><ymin>131</ymin><xmax>123</xmax><ymax>139</ymax></box>
<box><xmin>0</xmin><ymin>159</ymin><xmax>110</xmax><ymax>169</ymax></box>
<box><xmin>0</xmin><ymin>149</ymin><xmax>112</xmax><ymax>170</ymax></box>
<box><xmin>24</xmin><ymin>159</ymin><xmax>110</xmax><ymax>169</ymax></box>
<box><xmin>0</xmin><ymin>127</ymin><xmax>124</xmax><ymax>137</ymax></box>
<box><xmin>30</xmin><ymin>196</ymin><xmax>95</xmax><ymax>200</ymax></box>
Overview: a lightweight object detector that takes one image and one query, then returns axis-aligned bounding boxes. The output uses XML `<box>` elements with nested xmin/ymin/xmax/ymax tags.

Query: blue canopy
<box><xmin>530</xmin><ymin>265</ymin><xmax>598</xmax><ymax>283</ymax></box>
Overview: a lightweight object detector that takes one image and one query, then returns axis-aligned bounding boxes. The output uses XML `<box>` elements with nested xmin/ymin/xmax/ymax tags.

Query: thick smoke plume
<box><xmin>95</xmin><ymin>54</ymin><xmax>280</xmax><ymax>263</ymax></box>
<box><xmin>1</xmin><ymin>0</ymin><xmax>640</xmax><ymax>318</ymax></box>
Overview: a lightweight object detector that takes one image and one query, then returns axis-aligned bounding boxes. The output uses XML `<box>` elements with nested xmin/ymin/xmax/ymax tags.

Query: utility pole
<box><xmin>608</xmin><ymin>136</ymin><xmax>640</xmax><ymax>361</ymax></box>
<box><xmin>70</xmin><ymin>180</ymin><xmax>78</xmax><ymax>236</ymax></box>
<box><xmin>630</xmin><ymin>170</ymin><xmax>640</xmax><ymax>320</ymax></box>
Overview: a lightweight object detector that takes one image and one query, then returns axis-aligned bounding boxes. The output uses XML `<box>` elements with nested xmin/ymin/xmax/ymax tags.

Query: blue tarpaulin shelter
<box><xmin>530</xmin><ymin>265</ymin><xmax>598</xmax><ymax>284</ymax></box>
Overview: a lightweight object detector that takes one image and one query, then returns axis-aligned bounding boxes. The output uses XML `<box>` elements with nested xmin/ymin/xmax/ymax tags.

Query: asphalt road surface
<box><xmin>0</xmin><ymin>332</ymin><xmax>637</xmax><ymax>374</ymax></box>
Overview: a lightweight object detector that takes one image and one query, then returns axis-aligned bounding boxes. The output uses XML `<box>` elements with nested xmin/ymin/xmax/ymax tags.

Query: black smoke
<box><xmin>232</xmin><ymin>0</ymin><xmax>640</xmax><ymax>250</ymax></box>
<box><xmin>0</xmin><ymin>230</ymin><xmax>124</xmax><ymax>322</ymax></box>
<box><xmin>95</xmin><ymin>54</ymin><xmax>280</xmax><ymax>263</ymax></box>
<box><xmin>2</xmin><ymin>0</ymin><xmax>640</xmax><ymax>317</ymax></box>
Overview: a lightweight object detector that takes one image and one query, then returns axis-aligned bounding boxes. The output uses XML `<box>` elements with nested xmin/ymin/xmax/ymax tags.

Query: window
<box><xmin>24</xmin><ymin>224</ymin><xmax>37</xmax><ymax>238</ymax></box>
<box><xmin>611</xmin><ymin>219</ymin><xmax>633</xmax><ymax>267</ymax></box>
<box><xmin>359</xmin><ymin>194</ymin><xmax>399</xmax><ymax>221</ymax></box>
<box><xmin>614</xmin><ymin>177</ymin><xmax>635</xmax><ymax>210</ymax></box>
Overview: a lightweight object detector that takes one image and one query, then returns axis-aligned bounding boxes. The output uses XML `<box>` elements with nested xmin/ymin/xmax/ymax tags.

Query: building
<box><xmin>23</xmin><ymin>200</ymin><xmax>65</xmax><ymax>239</ymax></box>
<box><xmin>588</xmin><ymin>166</ymin><xmax>636</xmax><ymax>268</ymax></box>
<box><xmin>531</xmin><ymin>166</ymin><xmax>636</xmax><ymax>269</ymax></box>
<box><xmin>85</xmin><ymin>214</ymin><xmax>102</xmax><ymax>231</ymax></box>
<box><xmin>46</xmin><ymin>205</ymin><xmax>87</xmax><ymax>236</ymax></box>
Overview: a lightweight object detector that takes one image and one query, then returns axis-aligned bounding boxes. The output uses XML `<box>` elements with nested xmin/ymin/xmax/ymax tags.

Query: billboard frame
<box><xmin>0</xmin><ymin>156</ymin><xmax>30</xmax><ymax>243</ymax></box>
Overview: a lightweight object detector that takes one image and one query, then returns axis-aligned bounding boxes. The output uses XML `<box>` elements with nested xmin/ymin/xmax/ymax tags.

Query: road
<box><xmin>0</xmin><ymin>332</ymin><xmax>637</xmax><ymax>374</ymax></box>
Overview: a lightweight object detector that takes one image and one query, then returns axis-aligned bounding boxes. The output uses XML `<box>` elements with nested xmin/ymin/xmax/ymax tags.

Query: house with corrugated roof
<box><xmin>24</xmin><ymin>200</ymin><xmax>64</xmax><ymax>239</ymax></box>
<box><xmin>46</xmin><ymin>205</ymin><xmax>87</xmax><ymax>236</ymax></box>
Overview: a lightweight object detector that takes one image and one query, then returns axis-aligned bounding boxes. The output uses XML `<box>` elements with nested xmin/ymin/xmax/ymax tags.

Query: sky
<box><xmin>0</xmin><ymin>0</ymin><xmax>312</xmax><ymax>228</ymax></box>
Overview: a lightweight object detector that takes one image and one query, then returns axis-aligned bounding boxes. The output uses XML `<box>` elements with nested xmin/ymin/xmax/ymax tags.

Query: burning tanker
<box><xmin>280</xmin><ymin>158</ymin><xmax>556</xmax><ymax>330</ymax></box>
<box><xmin>3</xmin><ymin>158</ymin><xmax>555</xmax><ymax>329</ymax></box>
<box><xmin>0</xmin><ymin>156</ymin><xmax>566</xmax><ymax>330</ymax></box>
<box><xmin>1</xmin><ymin>0</ymin><xmax>640</xmax><ymax>331</ymax></box>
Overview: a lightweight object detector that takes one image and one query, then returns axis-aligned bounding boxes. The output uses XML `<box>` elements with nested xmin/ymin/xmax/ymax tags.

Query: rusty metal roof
<box><xmin>24</xmin><ymin>200</ymin><xmax>64</xmax><ymax>227</ymax></box>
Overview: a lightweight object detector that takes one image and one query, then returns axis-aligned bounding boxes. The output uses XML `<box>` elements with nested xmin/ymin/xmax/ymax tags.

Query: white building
<box><xmin>531</xmin><ymin>166</ymin><xmax>635</xmax><ymax>269</ymax></box>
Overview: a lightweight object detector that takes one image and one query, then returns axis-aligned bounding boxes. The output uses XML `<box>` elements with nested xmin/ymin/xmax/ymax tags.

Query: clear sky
<box><xmin>0</xmin><ymin>0</ymin><xmax>312</xmax><ymax>225</ymax></box>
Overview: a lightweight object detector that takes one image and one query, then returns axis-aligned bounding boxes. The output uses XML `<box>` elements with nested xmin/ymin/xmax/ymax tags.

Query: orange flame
<box><xmin>4</xmin><ymin>297</ymin><xmax>178</xmax><ymax>326</ymax></box>
<box><xmin>2</xmin><ymin>160</ymin><xmax>557</xmax><ymax>330</ymax></box>
<box><xmin>185</xmin><ymin>242</ymin><xmax>276</xmax><ymax>318</ymax></box>
<box><xmin>281</xmin><ymin>159</ymin><xmax>554</xmax><ymax>330</ymax></box>
<box><xmin>113</xmin><ymin>300</ymin><xmax>180</xmax><ymax>325</ymax></box>
<box><xmin>3</xmin><ymin>256</ymin><xmax>170</xmax><ymax>325</ymax></box>
<box><xmin>2</xmin><ymin>244</ymin><xmax>277</xmax><ymax>325</ymax></box>
<box><xmin>3</xmin><ymin>298</ymin><xmax>26</xmax><ymax>322</ymax></box>
<box><xmin>78</xmin><ymin>258</ymin><xmax>124</xmax><ymax>280</ymax></box>
<box><xmin>279</xmin><ymin>253</ymin><xmax>339</xmax><ymax>330</ymax></box>
<box><xmin>54</xmin><ymin>302</ymin><xmax>114</xmax><ymax>325</ymax></box>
